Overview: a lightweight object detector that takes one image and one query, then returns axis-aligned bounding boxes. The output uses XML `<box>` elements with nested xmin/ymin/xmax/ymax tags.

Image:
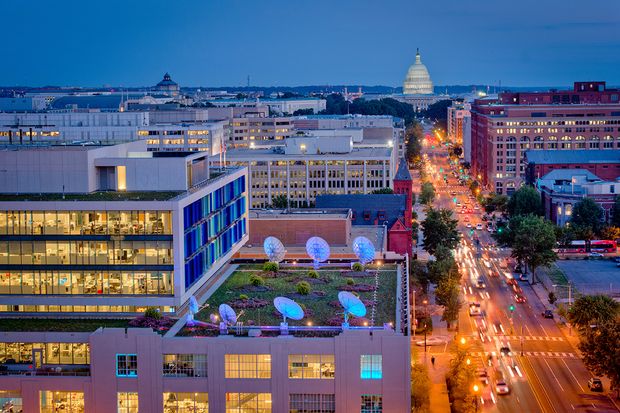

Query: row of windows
<box><xmin>183</xmin><ymin>177</ymin><xmax>246</xmax><ymax>229</ymax></box>
<box><xmin>0</xmin><ymin>240</ymin><xmax>173</xmax><ymax>266</ymax></box>
<box><xmin>38</xmin><ymin>391</ymin><xmax>383</xmax><ymax>413</ymax></box>
<box><xmin>0</xmin><ymin>342</ymin><xmax>89</xmax><ymax>365</ymax></box>
<box><xmin>184</xmin><ymin>218</ymin><xmax>246</xmax><ymax>289</ymax></box>
<box><xmin>0</xmin><ymin>210</ymin><xmax>171</xmax><ymax>236</ymax></box>
<box><xmin>0</xmin><ymin>270</ymin><xmax>173</xmax><ymax>295</ymax></box>
<box><xmin>0</xmin><ymin>304</ymin><xmax>174</xmax><ymax>314</ymax></box>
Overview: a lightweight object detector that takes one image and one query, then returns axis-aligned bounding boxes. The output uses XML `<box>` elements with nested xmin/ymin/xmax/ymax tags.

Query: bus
<box><xmin>591</xmin><ymin>240</ymin><xmax>617</xmax><ymax>253</ymax></box>
<box><xmin>557</xmin><ymin>240</ymin><xmax>586</xmax><ymax>253</ymax></box>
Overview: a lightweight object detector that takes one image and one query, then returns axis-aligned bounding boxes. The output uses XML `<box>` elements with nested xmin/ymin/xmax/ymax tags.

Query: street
<box><xmin>415</xmin><ymin>132</ymin><xmax>619</xmax><ymax>413</ymax></box>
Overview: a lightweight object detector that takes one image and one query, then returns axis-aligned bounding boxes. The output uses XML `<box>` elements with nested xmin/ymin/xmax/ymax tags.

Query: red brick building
<box><xmin>525</xmin><ymin>150</ymin><xmax>620</xmax><ymax>184</ymax></box>
<box><xmin>471</xmin><ymin>81</ymin><xmax>620</xmax><ymax>194</ymax></box>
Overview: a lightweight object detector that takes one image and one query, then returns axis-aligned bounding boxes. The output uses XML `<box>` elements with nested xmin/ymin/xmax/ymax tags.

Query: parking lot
<box><xmin>556</xmin><ymin>258</ymin><xmax>620</xmax><ymax>297</ymax></box>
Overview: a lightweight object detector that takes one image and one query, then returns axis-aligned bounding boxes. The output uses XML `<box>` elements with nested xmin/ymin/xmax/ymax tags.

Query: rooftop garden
<box><xmin>0</xmin><ymin>191</ymin><xmax>183</xmax><ymax>202</ymax></box>
<box><xmin>180</xmin><ymin>263</ymin><xmax>397</xmax><ymax>337</ymax></box>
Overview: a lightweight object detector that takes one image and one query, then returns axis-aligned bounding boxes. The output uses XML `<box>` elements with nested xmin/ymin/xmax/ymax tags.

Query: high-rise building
<box><xmin>447</xmin><ymin>102</ymin><xmax>471</xmax><ymax>146</ymax></box>
<box><xmin>470</xmin><ymin>81</ymin><xmax>620</xmax><ymax>194</ymax></box>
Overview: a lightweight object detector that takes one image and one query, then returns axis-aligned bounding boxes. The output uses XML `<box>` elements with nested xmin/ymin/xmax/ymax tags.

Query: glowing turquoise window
<box><xmin>360</xmin><ymin>355</ymin><xmax>382</xmax><ymax>380</ymax></box>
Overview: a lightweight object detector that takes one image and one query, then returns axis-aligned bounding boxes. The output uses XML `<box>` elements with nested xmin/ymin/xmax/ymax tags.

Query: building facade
<box><xmin>229</xmin><ymin>116</ymin><xmax>293</xmax><ymax>148</ymax></box>
<box><xmin>470</xmin><ymin>81</ymin><xmax>620</xmax><ymax>194</ymax></box>
<box><xmin>0</xmin><ymin>142</ymin><xmax>248</xmax><ymax>315</ymax></box>
<box><xmin>525</xmin><ymin>149</ymin><xmax>620</xmax><ymax>184</ymax></box>
<box><xmin>447</xmin><ymin>102</ymin><xmax>471</xmax><ymax>146</ymax></box>
<box><xmin>224</xmin><ymin>140</ymin><xmax>395</xmax><ymax>208</ymax></box>
<box><xmin>206</xmin><ymin>98</ymin><xmax>326</xmax><ymax>116</ymax></box>
<box><xmin>138</xmin><ymin>122</ymin><xmax>227</xmax><ymax>155</ymax></box>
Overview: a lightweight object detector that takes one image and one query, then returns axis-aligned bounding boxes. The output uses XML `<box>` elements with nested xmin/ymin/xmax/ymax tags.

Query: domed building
<box><xmin>155</xmin><ymin>73</ymin><xmax>180</xmax><ymax>97</ymax></box>
<box><xmin>403</xmin><ymin>49</ymin><xmax>433</xmax><ymax>95</ymax></box>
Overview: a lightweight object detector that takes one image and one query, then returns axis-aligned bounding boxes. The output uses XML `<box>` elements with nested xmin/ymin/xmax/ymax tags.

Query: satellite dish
<box><xmin>352</xmin><ymin>236</ymin><xmax>375</xmax><ymax>265</ymax></box>
<box><xmin>338</xmin><ymin>291</ymin><xmax>367</xmax><ymax>325</ymax></box>
<box><xmin>306</xmin><ymin>236</ymin><xmax>330</xmax><ymax>269</ymax></box>
<box><xmin>189</xmin><ymin>296</ymin><xmax>200</xmax><ymax>316</ymax></box>
<box><xmin>264</xmin><ymin>236</ymin><xmax>286</xmax><ymax>263</ymax></box>
<box><xmin>219</xmin><ymin>304</ymin><xmax>238</xmax><ymax>325</ymax></box>
<box><xmin>274</xmin><ymin>297</ymin><xmax>304</xmax><ymax>324</ymax></box>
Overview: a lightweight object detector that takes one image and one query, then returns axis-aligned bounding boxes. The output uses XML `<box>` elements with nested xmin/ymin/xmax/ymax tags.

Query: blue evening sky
<box><xmin>2</xmin><ymin>0</ymin><xmax>619</xmax><ymax>87</ymax></box>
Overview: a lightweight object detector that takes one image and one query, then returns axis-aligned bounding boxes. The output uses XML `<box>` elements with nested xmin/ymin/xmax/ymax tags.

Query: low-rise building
<box><xmin>207</xmin><ymin>97</ymin><xmax>326</xmax><ymax>115</ymax></box>
<box><xmin>138</xmin><ymin>121</ymin><xmax>227</xmax><ymax>155</ymax></box>
<box><xmin>229</xmin><ymin>116</ymin><xmax>294</xmax><ymax>148</ymax></box>
<box><xmin>525</xmin><ymin>149</ymin><xmax>620</xmax><ymax>184</ymax></box>
<box><xmin>0</xmin><ymin>141</ymin><xmax>248</xmax><ymax>316</ymax></box>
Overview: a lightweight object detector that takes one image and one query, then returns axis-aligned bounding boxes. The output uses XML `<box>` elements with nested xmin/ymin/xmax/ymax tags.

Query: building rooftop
<box><xmin>249</xmin><ymin>208</ymin><xmax>350</xmax><ymax>220</ymax></box>
<box><xmin>394</xmin><ymin>158</ymin><xmax>412</xmax><ymax>181</ymax></box>
<box><xmin>226</xmin><ymin>146</ymin><xmax>392</xmax><ymax>160</ymax></box>
<box><xmin>539</xmin><ymin>169</ymin><xmax>601</xmax><ymax>182</ymax></box>
<box><xmin>316</xmin><ymin>194</ymin><xmax>406</xmax><ymax>228</ymax></box>
<box><xmin>182</xmin><ymin>263</ymin><xmax>398</xmax><ymax>337</ymax></box>
<box><xmin>526</xmin><ymin>149</ymin><xmax>620</xmax><ymax>165</ymax></box>
<box><xmin>0</xmin><ymin>190</ymin><xmax>183</xmax><ymax>202</ymax></box>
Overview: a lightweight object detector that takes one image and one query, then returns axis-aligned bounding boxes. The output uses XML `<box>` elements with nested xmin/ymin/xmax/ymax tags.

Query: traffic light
<box><xmin>497</xmin><ymin>227</ymin><xmax>503</xmax><ymax>234</ymax></box>
<box><xmin>453</xmin><ymin>197</ymin><xmax>457</xmax><ymax>203</ymax></box>
<box><xmin>469</xmin><ymin>229</ymin><xmax>474</xmax><ymax>236</ymax></box>
<box><xmin>509</xmin><ymin>305</ymin><xmax>515</xmax><ymax>312</ymax></box>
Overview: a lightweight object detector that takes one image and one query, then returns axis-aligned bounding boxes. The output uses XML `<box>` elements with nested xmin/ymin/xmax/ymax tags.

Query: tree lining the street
<box><xmin>506</xmin><ymin>185</ymin><xmax>542</xmax><ymax>217</ymax></box>
<box><xmin>509</xmin><ymin>214</ymin><xmax>557</xmax><ymax>283</ymax></box>
<box><xmin>578</xmin><ymin>318</ymin><xmax>620</xmax><ymax>398</ymax></box>
<box><xmin>419</xmin><ymin>182</ymin><xmax>436</xmax><ymax>205</ymax></box>
<box><xmin>421</xmin><ymin>208</ymin><xmax>460</xmax><ymax>255</ymax></box>
<box><xmin>568</xmin><ymin>294</ymin><xmax>620</xmax><ymax>333</ymax></box>
<box><xmin>570</xmin><ymin>197</ymin><xmax>605</xmax><ymax>239</ymax></box>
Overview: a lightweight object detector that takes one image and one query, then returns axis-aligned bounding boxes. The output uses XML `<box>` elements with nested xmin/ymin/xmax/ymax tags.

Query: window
<box><xmin>40</xmin><ymin>391</ymin><xmax>84</xmax><ymax>413</ymax></box>
<box><xmin>118</xmin><ymin>392</ymin><xmax>138</xmax><ymax>413</ymax></box>
<box><xmin>363</xmin><ymin>211</ymin><xmax>371</xmax><ymax>221</ymax></box>
<box><xmin>164</xmin><ymin>392</ymin><xmax>208</xmax><ymax>412</ymax></box>
<box><xmin>225</xmin><ymin>354</ymin><xmax>271</xmax><ymax>378</ymax></box>
<box><xmin>289</xmin><ymin>394</ymin><xmax>335</xmax><ymax>413</ymax></box>
<box><xmin>163</xmin><ymin>354</ymin><xmax>207</xmax><ymax>377</ymax></box>
<box><xmin>226</xmin><ymin>393</ymin><xmax>271</xmax><ymax>413</ymax></box>
<box><xmin>361</xmin><ymin>395</ymin><xmax>383</xmax><ymax>413</ymax></box>
<box><xmin>116</xmin><ymin>354</ymin><xmax>138</xmax><ymax>377</ymax></box>
<box><xmin>288</xmin><ymin>354</ymin><xmax>335</xmax><ymax>379</ymax></box>
<box><xmin>360</xmin><ymin>355</ymin><xmax>382</xmax><ymax>379</ymax></box>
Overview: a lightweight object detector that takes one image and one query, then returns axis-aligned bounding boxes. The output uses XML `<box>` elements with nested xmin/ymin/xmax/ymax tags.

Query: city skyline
<box><xmin>2</xmin><ymin>0</ymin><xmax>620</xmax><ymax>88</ymax></box>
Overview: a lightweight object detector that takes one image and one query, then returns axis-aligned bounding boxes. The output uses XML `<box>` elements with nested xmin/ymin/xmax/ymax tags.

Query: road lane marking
<box><xmin>544</xmin><ymin>358</ymin><xmax>565</xmax><ymax>392</ymax></box>
<box><xmin>561</xmin><ymin>359</ymin><xmax>585</xmax><ymax>392</ymax></box>
<box><xmin>539</xmin><ymin>322</ymin><xmax>550</xmax><ymax>337</ymax></box>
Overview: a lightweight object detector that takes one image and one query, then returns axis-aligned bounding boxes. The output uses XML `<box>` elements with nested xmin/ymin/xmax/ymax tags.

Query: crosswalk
<box><xmin>494</xmin><ymin>335</ymin><xmax>565</xmax><ymax>342</ymax></box>
<box><xmin>468</xmin><ymin>351</ymin><xmax>577</xmax><ymax>359</ymax></box>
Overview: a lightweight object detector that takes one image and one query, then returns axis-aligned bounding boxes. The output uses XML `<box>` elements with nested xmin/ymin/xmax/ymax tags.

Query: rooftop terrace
<box><xmin>0</xmin><ymin>191</ymin><xmax>183</xmax><ymax>202</ymax></box>
<box><xmin>179</xmin><ymin>263</ymin><xmax>399</xmax><ymax>338</ymax></box>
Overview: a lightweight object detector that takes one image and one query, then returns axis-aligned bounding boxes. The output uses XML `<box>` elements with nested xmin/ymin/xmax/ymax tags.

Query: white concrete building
<box><xmin>207</xmin><ymin>98</ymin><xmax>326</xmax><ymax>115</ymax></box>
<box><xmin>138</xmin><ymin>122</ymin><xmax>227</xmax><ymax>155</ymax></box>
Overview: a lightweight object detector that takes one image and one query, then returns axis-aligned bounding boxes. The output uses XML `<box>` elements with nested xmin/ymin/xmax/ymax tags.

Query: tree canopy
<box><xmin>510</xmin><ymin>214</ymin><xmax>557</xmax><ymax>282</ymax></box>
<box><xmin>421</xmin><ymin>208</ymin><xmax>460</xmax><ymax>256</ymax></box>
<box><xmin>371</xmin><ymin>188</ymin><xmax>394</xmax><ymax>194</ymax></box>
<box><xmin>483</xmin><ymin>193</ymin><xmax>508</xmax><ymax>214</ymax></box>
<box><xmin>507</xmin><ymin>186</ymin><xmax>542</xmax><ymax>217</ymax></box>
<box><xmin>611</xmin><ymin>196</ymin><xmax>620</xmax><ymax>227</ymax></box>
<box><xmin>568</xmin><ymin>294</ymin><xmax>620</xmax><ymax>333</ymax></box>
<box><xmin>405</xmin><ymin>121</ymin><xmax>424</xmax><ymax>165</ymax></box>
<box><xmin>321</xmin><ymin>94</ymin><xmax>417</xmax><ymax>125</ymax></box>
<box><xmin>570</xmin><ymin>197</ymin><xmax>604</xmax><ymax>235</ymax></box>
<box><xmin>579</xmin><ymin>319</ymin><xmax>620</xmax><ymax>396</ymax></box>
<box><xmin>419</xmin><ymin>182</ymin><xmax>436</xmax><ymax>205</ymax></box>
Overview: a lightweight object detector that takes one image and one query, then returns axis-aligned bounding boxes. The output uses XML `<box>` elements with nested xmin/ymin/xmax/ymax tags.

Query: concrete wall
<box><xmin>249</xmin><ymin>217</ymin><xmax>350</xmax><ymax>246</ymax></box>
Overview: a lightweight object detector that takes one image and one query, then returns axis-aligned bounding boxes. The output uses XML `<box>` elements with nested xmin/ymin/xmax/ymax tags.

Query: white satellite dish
<box><xmin>338</xmin><ymin>291</ymin><xmax>367</xmax><ymax>326</ymax></box>
<box><xmin>306</xmin><ymin>236</ymin><xmax>330</xmax><ymax>269</ymax></box>
<box><xmin>219</xmin><ymin>303</ymin><xmax>238</xmax><ymax>325</ymax></box>
<box><xmin>189</xmin><ymin>296</ymin><xmax>200</xmax><ymax>316</ymax></box>
<box><xmin>352</xmin><ymin>236</ymin><xmax>375</xmax><ymax>265</ymax></box>
<box><xmin>264</xmin><ymin>236</ymin><xmax>286</xmax><ymax>263</ymax></box>
<box><xmin>274</xmin><ymin>297</ymin><xmax>304</xmax><ymax>324</ymax></box>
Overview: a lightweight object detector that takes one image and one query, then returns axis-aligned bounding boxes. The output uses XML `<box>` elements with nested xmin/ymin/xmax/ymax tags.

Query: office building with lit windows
<box><xmin>0</xmin><ymin>140</ymin><xmax>248</xmax><ymax>315</ymax></box>
<box><xmin>0</xmin><ymin>258</ymin><xmax>410</xmax><ymax>412</ymax></box>
<box><xmin>223</xmin><ymin>136</ymin><xmax>396</xmax><ymax>208</ymax></box>
<box><xmin>470</xmin><ymin>81</ymin><xmax>620</xmax><ymax>194</ymax></box>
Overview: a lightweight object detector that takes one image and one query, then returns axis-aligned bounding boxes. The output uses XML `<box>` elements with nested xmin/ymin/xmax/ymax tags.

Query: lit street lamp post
<box><xmin>473</xmin><ymin>384</ymin><xmax>480</xmax><ymax>412</ymax></box>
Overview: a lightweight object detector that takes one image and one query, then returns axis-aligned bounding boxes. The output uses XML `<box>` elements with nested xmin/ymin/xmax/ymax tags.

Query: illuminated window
<box><xmin>360</xmin><ymin>355</ymin><xmax>382</xmax><ymax>379</ymax></box>
<box><xmin>116</xmin><ymin>354</ymin><xmax>137</xmax><ymax>377</ymax></box>
<box><xmin>40</xmin><ymin>391</ymin><xmax>84</xmax><ymax>413</ymax></box>
<box><xmin>288</xmin><ymin>354</ymin><xmax>335</xmax><ymax>379</ymax></box>
<box><xmin>289</xmin><ymin>394</ymin><xmax>335</xmax><ymax>413</ymax></box>
<box><xmin>164</xmin><ymin>392</ymin><xmax>208</xmax><ymax>412</ymax></box>
<box><xmin>361</xmin><ymin>394</ymin><xmax>383</xmax><ymax>412</ymax></box>
<box><xmin>117</xmin><ymin>392</ymin><xmax>138</xmax><ymax>413</ymax></box>
<box><xmin>226</xmin><ymin>393</ymin><xmax>271</xmax><ymax>412</ymax></box>
<box><xmin>117</xmin><ymin>166</ymin><xmax>127</xmax><ymax>191</ymax></box>
<box><xmin>225</xmin><ymin>354</ymin><xmax>271</xmax><ymax>378</ymax></box>
<box><xmin>163</xmin><ymin>354</ymin><xmax>207</xmax><ymax>377</ymax></box>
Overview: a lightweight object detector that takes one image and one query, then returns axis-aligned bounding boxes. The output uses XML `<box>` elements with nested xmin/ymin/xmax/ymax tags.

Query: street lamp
<box><xmin>472</xmin><ymin>384</ymin><xmax>480</xmax><ymax>412</ymax></box>
<box><xmin>422</xmin><ymin>299</ymin><xmax>429</xmax><ymax>354</ymax></box>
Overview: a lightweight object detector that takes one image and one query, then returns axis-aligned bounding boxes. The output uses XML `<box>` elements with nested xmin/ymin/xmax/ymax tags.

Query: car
<box><xmin>505</xmin><ymin>278</ymin><xmax>517</xmax><ymax>286</ymax></box>
<box><xmin>588</xmin><ymin>378</ymin><xmax>603</xmax><ymax>392</ymax></box>
<box><xmin>476</xmin><ymin>223</ymin><xmax>483</xmax><ymax>230</ymax></box>
<box><xmin>514</xmin><ymin>294</ymin><xmax>526</xmax><ymax>303</ymax></box>
<box><xmin>476</xmin><ymin>277</ymin><xmax>486</xmax><ymax>289</ymax></box>
<box><xmin>456</xmin><ymin>202</ymin><xmax>462</xmax><ymax>207</ymax></box>
<box><xmin>464</xmin><ymin>217</ymin><xmax>470</xmax><ymax>222</ymax></box>
<box><xmin>415</xmin><ymin>336</ymin><xmax>447</xmax><ymax>346</ymax></box>
<box><xmin>476</xmin><ymin>368</ymin><xmax>489</xmax><ymax>385</ymax></box>
<box><xmin>499</xmin><ymin>346</ymin><xmax>511</xmax><ymax>357</ymax></box>
<box><xmin>469</xmin><ymin>302</ymin><xmax>482</xmax><ymax>316</ymax></box>
<box><xmin>511</xmin><ymin>284</ymin><xmax>523</xmax><ymax>294</ymax></box>
<box><xmin>474</xmin><ymin>205</ymin><xmax>480</xmax><ymax>210</ymax></box>
<box><xmin>542</xmin><ymin>310</ymin><xmax>554</xmax><ymax>319</ymax></box>
<box><xmin>495</xmin><ymin>380</ymin><xmax>511</xmax><ymax>395</ymax></box>
<box><xmin>518</xmin><ymin>274</ymin><xmax>529</xmax><ymax>282</ymax></box>
<box><xmin>588</xmin><ymin>252</ymin><xmax>604</xmax><ymax>258</ymax></box>
<box><xmin>466</xmin><ymin>223</ymin><xmax>472</xmax><ymax>228</ymax></box>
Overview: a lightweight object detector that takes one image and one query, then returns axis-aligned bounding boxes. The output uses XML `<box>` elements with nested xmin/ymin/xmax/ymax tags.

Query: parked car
<box><xmin>588</xmin><ymin>252</ymin><xmax>604</xmax><ymax>258</ymax></box>
<box><xmin>542</xmin><ymin>310</ymin><xmax>554</xmax><ymax>319</ymax></box>
<box><xmin>495</xmin><ymin>380</ymin><xmax>511</xmax><ymax>395</ymax></box>
<box><xmin>588</xmin><ymin>378</ymin><xmax>603</xmax><ymax>392</ymax></box>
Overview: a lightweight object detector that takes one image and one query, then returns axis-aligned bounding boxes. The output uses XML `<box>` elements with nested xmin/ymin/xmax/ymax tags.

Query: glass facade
<box><xmin>0</xmin><ymin>209</ymin><xmax>174</xmax><ymax>307</ymax></box>
<box><xmin>184</xmin><ymin>176</ymin><xmax>247</xmax><ymax>289</ymax></box>
<box><xmin>163</xmin><ymin>392</ymin><xmax>209</xmax><ymax>413</ymax></box>
<box><xmin>0</xmin><ymin>342</ymin><xmax>89</xmax><ymax>364</ymax></box>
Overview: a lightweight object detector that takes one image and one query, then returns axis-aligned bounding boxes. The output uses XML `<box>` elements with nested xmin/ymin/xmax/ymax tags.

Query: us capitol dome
<box><xmin>403</xmin><ymin>49</ymin><xmax>433</xmax><ymax>95</ymax></box>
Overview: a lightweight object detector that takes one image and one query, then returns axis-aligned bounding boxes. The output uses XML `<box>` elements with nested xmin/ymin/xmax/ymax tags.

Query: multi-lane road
<box><xmin>418</xmin><ymin>139</ymin><xmax>619</xmax><ymax>413</ymax></box>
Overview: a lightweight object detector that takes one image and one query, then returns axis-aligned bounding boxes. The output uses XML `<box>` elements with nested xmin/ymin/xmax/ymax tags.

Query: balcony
<box><xmin>0</xmin><ymin>362</ymin><xmax>90</xmax><ymax>376</ymax></box>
